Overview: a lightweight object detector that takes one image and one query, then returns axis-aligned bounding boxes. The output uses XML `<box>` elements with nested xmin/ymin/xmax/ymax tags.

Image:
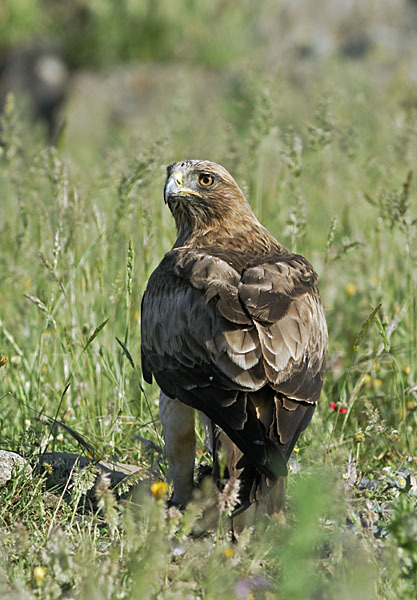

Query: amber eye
<box><xmin>198</xmin><ymin>173</ymin><xmax>215</xmax><ymax>187</ymax></box>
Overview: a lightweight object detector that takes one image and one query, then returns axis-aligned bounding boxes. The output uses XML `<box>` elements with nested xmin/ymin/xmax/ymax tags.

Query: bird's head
<box><xmin>164</xmin><ymin>159</ymin><xmax>257</xmax><ymax>244</ymax></box>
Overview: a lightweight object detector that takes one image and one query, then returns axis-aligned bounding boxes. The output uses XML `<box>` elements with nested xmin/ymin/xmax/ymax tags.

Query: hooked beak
<box><xmin>164</xmin><ymin>172</ymin><xmax>202</xmax><ymax>204</ymax></box>
<box><xmin>164</xmin><ymin>175</ymin><xmax>179</xmax><ymax>204</ymax></box>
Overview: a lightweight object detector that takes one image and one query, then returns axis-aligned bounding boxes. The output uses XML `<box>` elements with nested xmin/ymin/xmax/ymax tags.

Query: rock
<box><xmin>39</xmin><ymin>452</ymin><xmax>146</xmax><ymax>494</ymax></box>
<box><xmin>0</xmin><ymin>450</ymin><xmax>31</xmax><ymax>486</ymax></box>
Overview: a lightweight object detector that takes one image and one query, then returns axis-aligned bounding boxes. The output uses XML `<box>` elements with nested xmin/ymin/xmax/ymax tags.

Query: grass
<box><xmin>1</xmin><ymin>8</ymin><xmax>417</xmax><ymax>597</ymax></box>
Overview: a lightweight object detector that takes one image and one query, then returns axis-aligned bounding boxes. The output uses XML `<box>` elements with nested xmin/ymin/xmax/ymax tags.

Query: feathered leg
<box><xmin>159</xmin><ymin>392</ymin><xmax>196</xmax><ymax>506</ymax></box>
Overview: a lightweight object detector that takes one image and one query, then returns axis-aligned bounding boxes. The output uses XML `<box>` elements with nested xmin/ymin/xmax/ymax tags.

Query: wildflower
<box><xmin>293</xmin><ymin>446</ymin><xmax>299</xmax><ymax>454</ymax></box>
<box><xmin>222</xmin><ymin>547</ymin><xmax>235</xmax><ymax>558</ymax></box>
<box><xmin>217</xmin><ymin>477</ymin><xmax>240</xmax><ymax>515</ymax></box>
<box><xmin>235</xmin><ymin>576</ymin><xmax>270</xmax><ymax>600</ymax></box>
<box><xmin>42</xmin><ymin>462</ymin><xmax>53</xmax><ymax>474</ymax></box>
<box><xmin>396</xmin><ymin>475</ymin><xmax>407</xmax><ymax>489</ymax></box>
<box><xmin>362</xmin><ymin>374</ymin><xmax>372</xmax><ymax>387</ymax></box>
<box><xmin>24</xmin><ymin>419</ymin><xmax>31</xmax><ymax>430</ymax></box>
<box><xmin>150</xmin><ymin>481</ymin><xmax>168</xmax><ymax>500</ymax></box>
<box><xmin>373</xmin><ymin>378</ymin><xmax>382</xmax><ymax>389</ymax></box>
<box><xmin>330</xmin><ymin>401</ymin><xmax>347</xmax><ymax>414</ymax></box>
<box><xmin>402</xmin><ymin>365</ymin><xmax>411</xmax><ymax>375</ymax></box>
<box><xmin>235</xmin><ymin>579</ymin><xmax>252</xmax><ymax>600</ymax></box>
<box><xmin>33</xmin><ymin>566</ymin><xmax>47</xmax><ymax>586</ymax></box>
<box><xmin>0</xmin><ymin>355</ymin><xmax>8</xmax><ymax>368</ymax></box>
<box><xmin>345</xmin><ymin>282</ymin><xmax>357</xmax><ymax>296</ymax></box>
<box><xmin>167</xmin><ymin>505</ymin><xmax>182</xmax><ymax>521</ymax></box>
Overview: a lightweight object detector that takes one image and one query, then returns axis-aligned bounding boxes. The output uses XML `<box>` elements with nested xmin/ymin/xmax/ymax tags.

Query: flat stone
<box><xmin>0</xmin><ymin>450</ymin><xmax>31</xmax><ymax>486</ymax></box>
<box><xmin>39</xmin><ymin>452</ymin><xmax>146</xmax><ymax>491</ymax></box>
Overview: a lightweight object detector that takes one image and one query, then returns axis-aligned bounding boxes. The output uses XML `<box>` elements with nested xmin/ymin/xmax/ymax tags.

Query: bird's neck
<box><xmin>174</xmin><ymin>212</ymin><xmax>280</xmax><ymax>255</ymax></box>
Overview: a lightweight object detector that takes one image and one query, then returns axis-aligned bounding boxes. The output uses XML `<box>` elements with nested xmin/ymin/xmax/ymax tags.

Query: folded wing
<box><xmin>141</xmin><ymin>247</ymin><xmax>327</xmax><ymax>482</ymax></box>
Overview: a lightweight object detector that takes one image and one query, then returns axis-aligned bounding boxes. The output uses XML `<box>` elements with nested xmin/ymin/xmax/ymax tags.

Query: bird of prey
<box><xmin>141</xmin><ymin>160</ymin><xmax>328</xmax><ymax>514</ymax></box>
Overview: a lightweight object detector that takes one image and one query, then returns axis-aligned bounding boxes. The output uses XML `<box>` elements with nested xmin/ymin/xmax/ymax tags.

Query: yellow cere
<box><xmin>173</xmin><ymin>171</ymin><xmax>183</xmax><ymax>186</ymax></box>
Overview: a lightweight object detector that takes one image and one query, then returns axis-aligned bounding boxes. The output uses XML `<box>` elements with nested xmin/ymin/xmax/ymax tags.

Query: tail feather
<box><xmin>212</xmin><ymin>391</ymin><xmax>316</xmax><ymax>514</ymax></box>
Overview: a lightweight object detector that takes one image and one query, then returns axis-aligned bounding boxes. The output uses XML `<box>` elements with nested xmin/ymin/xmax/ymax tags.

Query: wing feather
<box><xmin>239</xmin><ymin>258</ymin><xmax>327</xmax><ymax>402</ymax></box>
<box><xmin>141</xmin><ymin>246</ymin><xmax>327</xmax><ymax>487</ymax></box>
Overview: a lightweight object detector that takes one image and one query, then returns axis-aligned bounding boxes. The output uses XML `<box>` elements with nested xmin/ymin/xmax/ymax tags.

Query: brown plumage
<box><xmin>141</xmin><ymin>159</ymin><xmax>328</xmax><ymax>513</ymax></box>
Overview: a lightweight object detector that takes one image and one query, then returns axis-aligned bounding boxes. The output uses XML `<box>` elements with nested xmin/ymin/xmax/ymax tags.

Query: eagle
<box><xmin>141</xmin><ymin>160</ymin><xmax>328</xmax><ymax>514</ymax></box>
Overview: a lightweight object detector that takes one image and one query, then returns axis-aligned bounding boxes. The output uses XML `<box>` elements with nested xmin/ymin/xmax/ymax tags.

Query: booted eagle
<box><xmin>141</xmin><ymin>160</ymin><xmax>327</xmax><ymax>513</ymax></box>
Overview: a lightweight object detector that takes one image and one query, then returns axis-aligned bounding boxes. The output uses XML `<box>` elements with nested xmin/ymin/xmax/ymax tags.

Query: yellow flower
<box><xmin>222</xmin><ymin>547</ymin><xmax>235</xmax><ymax>558</ymax></box>
<box><xmin>362</xmin><ymin>374</ymin><xmax>372</xmax><ymax>388</ymax></box>
<box><xmin>397</xmin><ymin>476</ymin><xmax>406</xmax><ymax>489</ymax></box>
<box><xmin>0</xmin><ymin>355</ymin><xmax>8</xmax><ymax>368</ymax></box>
<box><xmin>402</xmin><ymin>366</ymin><xmax>411</xmax><ymax>375</ymax></box>
<box><xmin>150</xmin><ymin>481</ymin><xmax>168</xmax><ymax>500</ymax></box>
<box><xmin>374</xmin><ymin>378</ymin><xmax>382</xmax><ymax>389</ymax></box>
<box><xmin>42</xmin><ymin>462</ymin><xmax>53</xmax><ymax>474</ymax></box>
<box><xmin>345</xmin><ymin>283</ymin><xmax>357</xmax><ymax>297</ymax></box>
<box><xmin>293</xmin><ymin>446</ymin><xmax>299</xmax><ymax>454</ymax></box>
<box><xmin>33</xmin><ymin>566</ymin><xmax>47</xmax><ymax>585</ymax></box>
